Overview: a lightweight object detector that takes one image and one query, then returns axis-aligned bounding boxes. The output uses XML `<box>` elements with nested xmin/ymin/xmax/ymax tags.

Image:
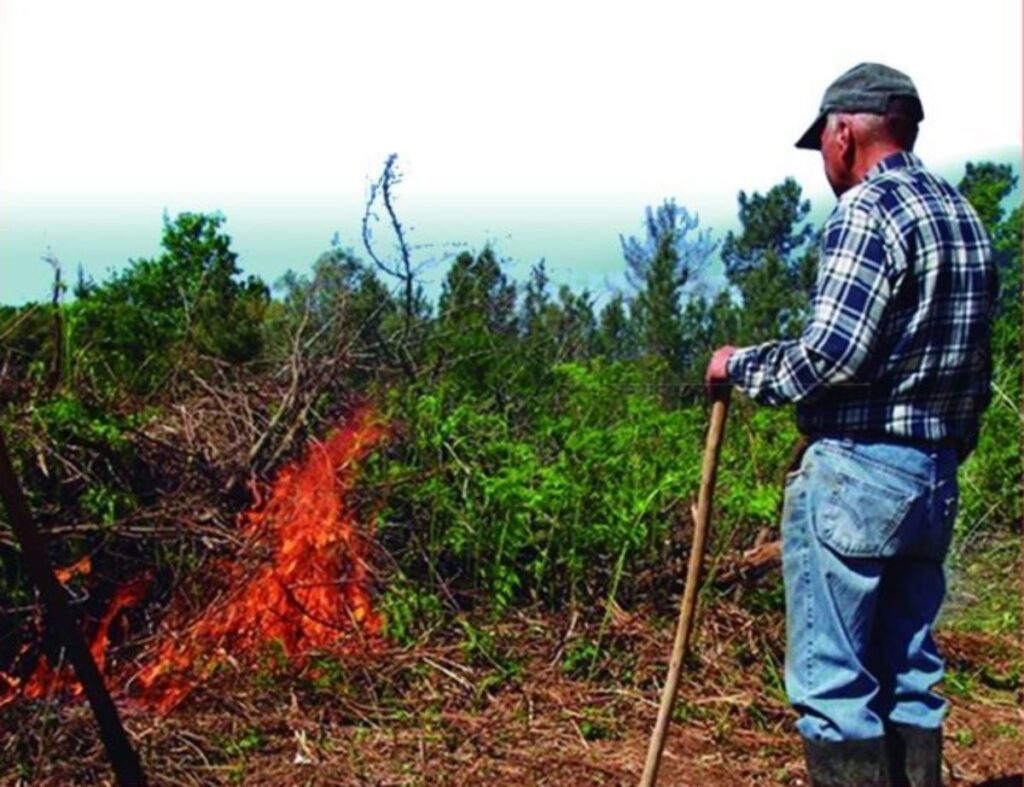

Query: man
<box><xmin>705</xmin><ymin>63</ymin><xmax>996</xmax><ymax>786</ymax></box>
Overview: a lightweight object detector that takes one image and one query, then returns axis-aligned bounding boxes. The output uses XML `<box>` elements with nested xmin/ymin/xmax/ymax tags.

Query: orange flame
<box><xmin>0</xmin><ymin>407</ymin><xmax>387</xmax><ymax>713</ymax></box>
<box><xmin>132</xmin><ymin>407</ymin><xmax>387</xmax><ymax>712</ymax></box>
<box><xmin>54</xmin><ymin>555</ymin><xmax>91</xmax><ymax>584</ymax></box>
<box><xmin>0</xmin><ymin>573</ymin><xmax>150</xmax><ymax>707</ymax></box>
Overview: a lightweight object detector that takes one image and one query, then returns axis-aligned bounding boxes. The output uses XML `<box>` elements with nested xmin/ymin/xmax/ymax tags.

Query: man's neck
<box><xmin>852</xmin><ymin>144</ymin><xmax>907</xmax><ymax>184</ymax></box>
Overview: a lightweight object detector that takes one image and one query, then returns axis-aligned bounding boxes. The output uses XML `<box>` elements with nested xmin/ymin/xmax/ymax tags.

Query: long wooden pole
<box><xmin>640</xmin><ymin>387</ymin><xmax>730</xmax><ymax>787</ymax></box>
<box><xmin>0</xmin><ymin>429</ymin><xmax>147</xmax><ymax>786</ymax></box>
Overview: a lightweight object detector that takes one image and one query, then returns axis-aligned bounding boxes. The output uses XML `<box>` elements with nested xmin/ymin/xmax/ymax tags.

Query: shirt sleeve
<box><xmin>726</xmin><ymin>201</ymin><xmax>894</xmax><ymax>406</ymax></box>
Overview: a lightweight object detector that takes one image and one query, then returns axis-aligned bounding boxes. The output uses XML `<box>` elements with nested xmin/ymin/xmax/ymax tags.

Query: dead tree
<box><xmin>361</xmin><ymin>153</ymin><xmax>422</xmax><ymax>380</ymax></box>
<box><xmin>43</xmin><ymin>252</ymin><xmax>64</xmax><ymax>394</ymax></box>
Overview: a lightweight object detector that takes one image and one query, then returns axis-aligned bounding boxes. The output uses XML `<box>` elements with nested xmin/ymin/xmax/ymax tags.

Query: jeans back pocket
<box><xmin>810</xmin><ymin>445</ymin><xmax>923</xmax><ymax>558</ymax></box>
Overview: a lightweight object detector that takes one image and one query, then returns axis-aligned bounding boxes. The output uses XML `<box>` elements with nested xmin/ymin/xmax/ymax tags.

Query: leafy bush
<box><xmin>364</xmin><ymin>357</ymin><xmax>802</xmax><ymax>620</ymax></box>
<box><xmin>70</xmin><ymin>211</ymin><xmax>269</xmax><ymax>397</ymax></box>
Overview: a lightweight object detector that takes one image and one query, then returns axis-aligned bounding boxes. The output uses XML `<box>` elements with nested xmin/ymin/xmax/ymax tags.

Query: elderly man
<box><xmin>706</xmin><ymin>63</ymin><xmax>996</xmax><ymax>786</ymax></box>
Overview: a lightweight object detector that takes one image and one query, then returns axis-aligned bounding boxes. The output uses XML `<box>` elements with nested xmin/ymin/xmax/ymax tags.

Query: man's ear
<box><xmin>836</xmin><ymin>118</ymin><xmax>855</xmax><ymax>164</ymax></box>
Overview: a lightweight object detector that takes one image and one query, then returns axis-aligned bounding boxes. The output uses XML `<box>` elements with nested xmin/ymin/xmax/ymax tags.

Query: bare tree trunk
<box><xmin>44</xmin><ymin>253</ymin><xmax>64</xmax><ymax>394</ymax></box>
<box><xmin>362</xmin><ymin>153</ymin><xmax>419</xmax><ymax>381</ymax></box>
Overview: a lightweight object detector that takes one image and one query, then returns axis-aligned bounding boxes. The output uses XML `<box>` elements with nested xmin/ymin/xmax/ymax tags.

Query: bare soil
<box><xmin>2</xmin><ymin>601</ymin><xmax>1019</xmax><ymax>786</ymax></box>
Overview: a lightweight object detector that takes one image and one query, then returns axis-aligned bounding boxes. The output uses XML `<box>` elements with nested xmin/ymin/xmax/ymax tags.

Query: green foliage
<box><xmin>991</xmin><ymin>203</ymin><xmax>1021</xmax><ymax>320</ymax></box>
<box><xmin>716</xmin><ymin>402</ymin><xmax>800</xmax><ymax>523</ymax></box>
<box><xmin>213</xmin><ymin>727</ymin><xmax>266</xmax><ymax>783</ymax></box>
<box><xmin>430</xmin><ymin>248</ymin><xmax>523</xmax><ymax>397</ymax></box>
<box><xmin>945</xmin><ymin>537</ymin><xmax>1020</xmax><ymax>637</ymax></box>
<box><xmin>957</xmin><ymin>361</ymin><xmax>1020</xmax><ymax>543</ymax></box>
<box><xmin>561</xmin><ymin>638</ymin><xmax>601</xmax><ymax>678</ymax></box>
<box><xmin>721</xmin><ymin>178</ymin><xmax>818</xmax><ymax>343</ymax></box>
<box><xmin>954</xmin><ymin>160</ymin><xmax>1022</xmax><ymax>548</ymax></box>
<box><xmin>722</xmin><ymin>178</ymin><xmax>814</xmax><ymax>275</ymax></box>
<box><xmin>30</xmin><ymin>394</ymin><xmax>143</xmax><ymax>451</ymax></box>
<box><xmin>958</xmin><ymin>161</ymin><xmax>1021</xmax><ymax>369</ymax></box>
<box><xmin>990</xmin><ymin>723</ymin><xmax>1021</xmax><ymax>740</ymax></box>
<box><xmin>381</xmin><ymin>577</ymin><xmax>444</xmax><ymax>645</ymax></box>
<box><xmin>21</xmin><ymin>395</ymin><xmax>149</xmax><ymax>521</ymax></box>
<box><xmin>595</xmin><ymin>292</ymin><xmax>635</xmax><ymax>361</ymax></box>
<box><xmin>0</xmin><ymin>304</ymin><xmax>61</xmax><ymax>402</ymax></box>
<box><xmin>70</xmin><ymin>211</ymin><xmax>269</xmax><ymax>396</ymax></box>
<box><xmin>620</xmin><ymin>201</ymin><xmax>717</xmax><ymax>373</ymax></box>
<box><xmin>951</xmin><ymin>727</ymin><xmax>976</xmax><ymax>747</ymax></box>
<box><xmin>575</xmin><ymin>706</ymin><xmax>620</xmax><ymax>741</ymax></box>
<box><xmin>958</xmin><ymin>162</ymin><xmax>1017</xmax><ymax>231</ymax></box>
<box><xmin>367</xmin><ymin>358</ymin><xmax>758</xmax><ymax>613</ymax></box>
<box><xmin>515</xmin><ymin>262</ymin><xmax>599</xmax><ymax>405</ymax></box>
<box><xmin>455</xmin><ymin>617</ymin><xmax>522</xmax><ymax>702</ymax></box>
<box><xmin>438</xmin><ymin>247</ymin><xmax>517</xmax><ymax>335</ymax></box>
<box><xmin>80</xmin><ymin>485</ymin><xmax>136</xmax><ymax>526</ymax></box>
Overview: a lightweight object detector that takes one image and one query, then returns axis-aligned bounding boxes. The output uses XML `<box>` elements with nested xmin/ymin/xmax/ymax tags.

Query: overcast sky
<box><xmin>1</xmin><ymin>0</ymin><xmax>1021</xmax><ymax>304</ymax></box>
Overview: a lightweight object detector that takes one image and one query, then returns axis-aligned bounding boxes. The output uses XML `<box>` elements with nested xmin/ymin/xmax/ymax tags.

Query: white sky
<box><xmin>0</xmin><ymin>0</ymin><xmax>1021</xmax><ymax>302</ymax></box>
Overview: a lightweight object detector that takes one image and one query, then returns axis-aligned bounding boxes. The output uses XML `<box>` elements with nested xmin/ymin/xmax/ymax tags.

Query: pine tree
<box><xmin>721</xmin><ymin>178</ymin><xmax>817</xmax><ymax>343</ymax></box>
<box><xmin>620</xmin><ymin>200</ymin><xmax>716</xmax><ymax>372</ymax></box>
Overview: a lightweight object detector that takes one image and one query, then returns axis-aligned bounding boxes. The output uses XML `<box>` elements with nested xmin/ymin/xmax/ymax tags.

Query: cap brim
<box><xmin>795</xmin><ymin>113</ymin><xmax>826</xmax><ymax>150</ymax></box>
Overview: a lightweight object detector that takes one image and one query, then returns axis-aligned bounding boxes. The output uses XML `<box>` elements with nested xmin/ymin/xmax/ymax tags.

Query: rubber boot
<box><xmin>802</xmin><ymin>736</ymin><xmax>891</xmax><ymax>786</ymax></box>
<box><xmin>885</xmin><ymin>723</ymin><xmax>943</xmax><ymax>787</ymax></box>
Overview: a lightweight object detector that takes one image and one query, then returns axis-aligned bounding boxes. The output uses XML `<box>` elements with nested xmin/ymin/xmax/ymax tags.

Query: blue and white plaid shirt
<box><xmin>727</xmin><ymin>151</ymin><xmax>996</xmax><ymax>457</ymax></box>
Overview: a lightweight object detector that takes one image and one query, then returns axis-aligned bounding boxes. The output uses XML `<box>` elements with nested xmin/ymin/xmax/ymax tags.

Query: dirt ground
<box><xmin>1</xmin><ymin>601</ymin><xmax>1019</xmax><ymax>786</ymax></box>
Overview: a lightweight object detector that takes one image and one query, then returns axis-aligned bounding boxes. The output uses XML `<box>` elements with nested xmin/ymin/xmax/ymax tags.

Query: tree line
<box><xmin>0</xmin><ymin>159</ymin><xmax>1018</xmax><ymax>641</ymax></box>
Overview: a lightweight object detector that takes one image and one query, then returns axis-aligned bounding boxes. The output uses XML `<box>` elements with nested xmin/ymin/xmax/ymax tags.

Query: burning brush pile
<box><xmin>0</xmin><ymin>407</ymin><xmax>388</xmax><ymax>713</ymax></box>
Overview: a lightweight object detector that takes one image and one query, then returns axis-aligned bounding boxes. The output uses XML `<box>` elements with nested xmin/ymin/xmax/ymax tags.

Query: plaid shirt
<box><xmin>727</xmin><ymin>151</ymin><xmax>996</xmax><ymax>457</ymax></box>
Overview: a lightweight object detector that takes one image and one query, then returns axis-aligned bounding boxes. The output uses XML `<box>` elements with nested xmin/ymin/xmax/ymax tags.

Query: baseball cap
<box><xmin>795</xmin><ymin>62</ymin><xmax>924</xmax><ymax>150</ymax></box>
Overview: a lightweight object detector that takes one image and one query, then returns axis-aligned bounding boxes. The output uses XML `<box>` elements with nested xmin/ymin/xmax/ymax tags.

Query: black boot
<box><xmin>803</xmin><ymin>735</ymin><xmax>891</xmax><ymax>786</ymax></box>
<box><xmin>885</xmin><ymin>723</ymin><xmax>942</xmax><ymax>787</ymax></box>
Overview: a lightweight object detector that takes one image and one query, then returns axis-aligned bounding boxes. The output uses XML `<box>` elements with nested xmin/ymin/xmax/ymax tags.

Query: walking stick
<box><xmin>0</xmin><ymin>429</ymin><xmax>147</xmax><ymax>786</ymax></box>
<box><xmin>640</xmin><ymin>385</ymin><xmax>730</xmax><ymax>787</ymax></box>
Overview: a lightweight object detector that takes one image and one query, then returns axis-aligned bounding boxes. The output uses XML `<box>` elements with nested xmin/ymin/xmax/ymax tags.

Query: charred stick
<box><xmin>0</xmin><ymin>429</ymin><xmax>147</xmax><ymax>786</ymax></box>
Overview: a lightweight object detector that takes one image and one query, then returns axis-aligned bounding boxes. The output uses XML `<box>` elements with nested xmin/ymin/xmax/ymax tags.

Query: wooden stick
<box><xmin>640</xmin><ymin>387</ymin><xmax>730</xmax><ymax>787</ymax></box>
<box><xmin>0</xmin><ymin>429</ymin><xmax>147</xmax><ymax>786</ymax></box>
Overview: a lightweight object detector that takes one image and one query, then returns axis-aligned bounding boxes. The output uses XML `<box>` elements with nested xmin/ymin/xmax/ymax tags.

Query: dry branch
<box><xmin>713</xmin><ymin>539</ymin><xmax>782</xmax><ymax>587</ymax></box>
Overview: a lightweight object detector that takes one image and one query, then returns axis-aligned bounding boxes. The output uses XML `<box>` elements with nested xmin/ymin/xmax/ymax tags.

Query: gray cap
<box><xmin>796</xmin><ymin>62</ymin><xmax>924</xmax><ymax>150</ymax></box>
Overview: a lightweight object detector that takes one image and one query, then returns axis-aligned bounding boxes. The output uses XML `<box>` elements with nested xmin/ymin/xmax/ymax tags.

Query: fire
<box><xmin>54</xmin><ymin>555</ymin><xmax>91</xmax><ymax>584</ymax></box>
<box><xmin>0</xmin><ymin>407</ymin><xmax>387</xmax><ymax>713</ymax></box>
<box><xmin>132</xmin><ymin>407</ymin><xmax>387</xmax><ymax>712</ymax></box>
<box><xmin>0</xmin><ymin>573</ymin><xmax>150</xmax><ymax>707</ymax></box>
<box><xmin>20</xmin><ymin>576</ymin><xmax>150</xmax><ymax>702</ymax></box>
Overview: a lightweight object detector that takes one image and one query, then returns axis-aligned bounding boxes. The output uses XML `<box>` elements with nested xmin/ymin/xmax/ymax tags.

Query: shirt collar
<box><xmin>864</xmin><ymin>150</ymin><xmax>922</xmax><ymax>182</ymax></box>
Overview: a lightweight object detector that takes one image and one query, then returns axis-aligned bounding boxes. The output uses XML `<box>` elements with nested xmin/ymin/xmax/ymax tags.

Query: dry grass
<box><xmin>1</xmin><ymin>596</ymin><xmax>1019</xmax><ymax>786</ymax></box>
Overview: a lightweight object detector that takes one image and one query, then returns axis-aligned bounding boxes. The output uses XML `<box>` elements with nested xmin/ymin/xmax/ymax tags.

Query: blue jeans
<box><xmin>781</xmin><ymin>436</ymin><xmax>959</xmax><ymax>742</ymax></box>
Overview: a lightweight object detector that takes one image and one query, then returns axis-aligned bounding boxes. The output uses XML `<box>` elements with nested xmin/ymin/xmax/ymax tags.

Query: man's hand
<box><xmin>705</xmin><ymin>345</ymin><xmax>737</xmax><ymax>392</ymax></box>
